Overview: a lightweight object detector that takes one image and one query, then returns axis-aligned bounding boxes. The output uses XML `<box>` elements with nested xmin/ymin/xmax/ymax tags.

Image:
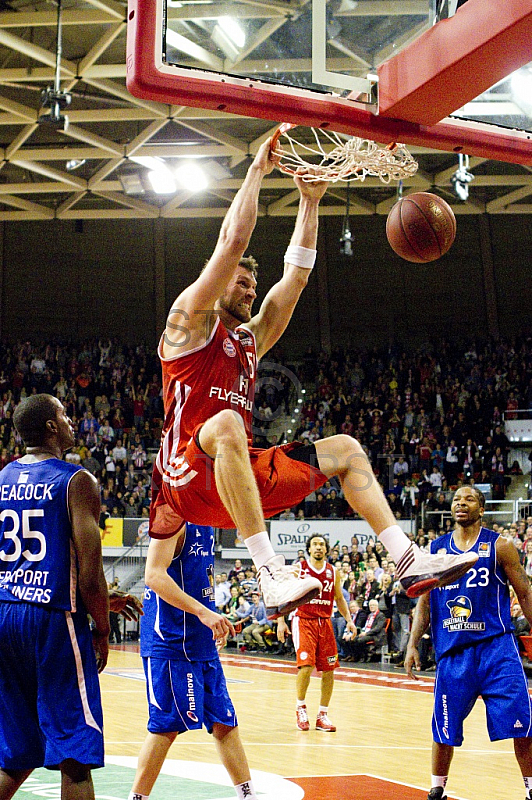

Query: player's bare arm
<box><xmin>145</xmin><ymin>533</ymin><xmax>235</xmax><ymax>641</ymax></box>
<box><xmin>162</xmin><ymin>139</ymin><xmax>279</xmax><ymax>359</ymax></box>
<box><xmin>497</xmin><ymin>537</ymin><xmax>532</xmax><ymax>628</ymax></box>
<box><xmin>276</xmin><ymin>615</ymin><xmax>289</xmax><ymax>643</ymax></box>
<box><xmin>405</xmin><ymin>592</ymin><xmax>431</xmax><ymax>679</ymax></box>
<box><xmin>109</xmin><ymin>589</ymin><xmax>144</xmax><ymax>620</ymax></box>
<box><xmin>247</xmin><ymin>174</ymin><xmax>328</xmax><ymax>360</ymax></box>
<box><xmin>69</xmin><ymin>469</ymin><xmax>110</xmax><ymax>672</ymax></box>
<box><xmin>334</xmin><ymin>569</ymin><xmax>356</xmax><ymax>635</ymax></box>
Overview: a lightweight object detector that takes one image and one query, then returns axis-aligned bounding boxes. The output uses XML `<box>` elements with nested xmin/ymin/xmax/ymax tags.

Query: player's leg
<box><xmin>295</xmin><ymin>666</ymin><xmax>312</xmax><ymax>731</ymax></box>
<box><xmin>314</xmin><ymin>435</ymin><xmax>477</xmax><ymax>597</ymax></box>
<box><xmin>59</xmin><ymin>760</ymin><xmax>95</xmax><ymax>800</ymax></box>
<box><xmin>0</xmin><ymin>769</ymin><xmax>33</xmax><ymax>800</ymax></box>
<box><xmin>513</xmin><ymin>738</ymin><xmax>532</xmax><ymax>799</ymax></box>
<box><xmin>198</xmin><ymin>411</ymin><xmax>322</xmax><ymax>616</ymax></box>
<box><xmin>428</xmin><ymin>743</ymin><xmax>453</xmax><ymax>800</ymax></box>
<box><xmin>130</xmin><ymin>732</ymin><xmax>177</xmax><ymax>797</ymax></box>
<box><xmin>212</xmin><ymin>724</ymin><xmax>259</xmax><ymax>800</ymax></box>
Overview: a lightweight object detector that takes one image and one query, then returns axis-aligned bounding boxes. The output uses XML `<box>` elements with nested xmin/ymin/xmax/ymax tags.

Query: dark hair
<box><xmin>238</xmin><ymin>255</ymin><xmax>258</xmax><ymax>279</ymax></box>
<box><xmin>200</xmin><ymin>254</ymin><xmax>258</xmax><ymax>279</ymax></box>
<box><xmin>306</xmin><ymin>533</ymin><xmax>330</xmax><ymax>555</ymax></box>
<box><xmin>453</xmin><ymin>486</ymin><xmax>486</xmax><ymax>509</ymax></box>
<box><xmin>13</xmin><ymin>394</ymin><xmax>58</xmax><ymax>446</ymax></box>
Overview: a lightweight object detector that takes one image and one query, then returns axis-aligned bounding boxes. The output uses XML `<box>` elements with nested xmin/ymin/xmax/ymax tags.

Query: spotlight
<box><xmin>339</xmin><ymin>223</ymin><xmax>353</xmax><ymax>256</ymax></box>
<box><xmin>66</xmin><ymin>159</ymin><xmax>86</xmax><ymax>172</ymax></box>
<box><xmin>450</xmin><ymin>153</ymin><xmax>474</xmax><ymax>201</ymax></box>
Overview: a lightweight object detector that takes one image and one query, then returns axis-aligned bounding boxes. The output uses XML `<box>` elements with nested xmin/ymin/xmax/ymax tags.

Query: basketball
<box><xmin>386</xmin><ymin>192</ymin><xmax>456</xmax><ymax>263</ymax></box>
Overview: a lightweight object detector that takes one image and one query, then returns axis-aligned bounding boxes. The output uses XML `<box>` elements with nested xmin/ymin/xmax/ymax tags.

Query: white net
<box><xmin>271</xmin><ymin>124</ymin><xmax>418</xmax><ymax>184</ymax></box>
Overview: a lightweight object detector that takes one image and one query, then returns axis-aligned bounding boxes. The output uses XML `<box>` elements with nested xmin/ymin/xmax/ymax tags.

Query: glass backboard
<box><xmin>126</xmin><ymin>0</ymin><xmax>532</xmax><ymax>164</ymax></box>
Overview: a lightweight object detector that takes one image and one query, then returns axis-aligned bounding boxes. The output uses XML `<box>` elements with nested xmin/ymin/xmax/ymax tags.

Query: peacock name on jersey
<box><xmin>0</xmin><ymin>482</ymin><xmax>55</xmax><ymax>502</ymax></box>
<box><xmin>442</xmin><ymin>595</ymin><xmax>486</xmax><ymax>632</ymax></box>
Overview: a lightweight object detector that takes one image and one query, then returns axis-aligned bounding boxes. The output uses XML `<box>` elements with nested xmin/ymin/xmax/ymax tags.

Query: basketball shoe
<box><xmin>258</xmin><ymin>555</ymin><xmax>321</xmax><ymax>619</ymax></box>
<box><xmin>315</xmin><ymin>711</ymin><xmax>336</xmax><ymax>732</ymax></box>
<box><xmin>296</xmin><ymin>705</ymin><xmax>310</xmax><ymax>731</ymax></box>
<box><xmin>427</xmin><ymin>788</ymin><xmax>446</xmax><ymax>800</ymax></box>
<box><xmin>397</xmin><ymin>544</ymin><xmax>478</xmax><ymax>599</ymax></box>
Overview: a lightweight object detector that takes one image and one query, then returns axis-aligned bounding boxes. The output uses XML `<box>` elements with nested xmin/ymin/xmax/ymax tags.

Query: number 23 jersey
<box><xmin>429</xmin><ymin>526</ymin><xmax>513</xmax><ymax>659</ymax></box>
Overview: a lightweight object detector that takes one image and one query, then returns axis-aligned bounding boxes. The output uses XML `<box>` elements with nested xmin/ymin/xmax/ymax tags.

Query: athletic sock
<box><xmin>297</xmin><ymin>699</ymin><xmax>306</xmax><ymax>707</ymax></box>
<box><xmin>430</xmin><ymin>775</ymin><xmax>448</xmax><ymax>789</ymax></box>
<box><xmin>245</xmin><ymin>531</ymin><xmax>276</xmax><ymax>570</ymax></box>
<box><xmin>378</xmin><ymin>525</ymin><xmax>413</xmax><ymax>563</ymax></box>
<box><xmin>234</xmin><ymin>779</ymin><xmax>258</xmax><ymax>799</ymax></box>
<box><xmin>318</xmin><ymin>706</ymin><xmax>328</xmax><ymax>714</ymax></box>
<box><xmin>523</xmin><ymin>776</ymin><xmax>532</xmax><ymax>797</ymax></box>
<box><xmin>129</xmin><ymin>792</ymin><xmax>150</xmax><ymax>800</ymax></box>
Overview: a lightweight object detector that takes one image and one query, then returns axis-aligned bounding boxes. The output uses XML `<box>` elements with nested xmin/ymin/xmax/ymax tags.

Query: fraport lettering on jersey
<box><xmin>0</xmin><ymin>570</ymin><xmax>52</xmax><ymax>603</ymax></box>
<box><xmin>209</xmin><ymin>386</ymin><xmax>253</xmax><ymax>411</ymax></box>
<box><xmin>0</xmin><ymin>482</ymin><xmax>55</xmax><ymax>502</ymax></box>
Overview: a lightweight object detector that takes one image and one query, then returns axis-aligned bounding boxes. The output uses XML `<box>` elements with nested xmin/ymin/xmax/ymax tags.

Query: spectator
<box><xmin>242</xmin><ymin>592</ymin><xmax>270</xmax><ymax>651</ymax></box>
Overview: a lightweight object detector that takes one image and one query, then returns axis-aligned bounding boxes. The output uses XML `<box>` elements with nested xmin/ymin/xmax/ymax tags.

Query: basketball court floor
<box><xmin>19</xmin><ymin>646</ymin><xmax>528</xmax><ymax>800</ymax></box>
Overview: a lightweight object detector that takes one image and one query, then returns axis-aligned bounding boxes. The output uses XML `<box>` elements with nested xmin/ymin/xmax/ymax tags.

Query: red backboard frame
<box><xmin>126</xmin><ymin>0</ymin><xmax>532</xmax><ymax>166</ymax></box>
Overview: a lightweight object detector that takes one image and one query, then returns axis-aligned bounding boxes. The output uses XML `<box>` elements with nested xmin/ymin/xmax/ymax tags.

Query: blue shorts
<box><xmin>433</xmin><ymin>634</ymin><xmax>532</xmax><ymax>746</ymax></box>
<box><xmin>143</xmin><ymin>656</ymin><xmax>237</xmax><ymax>734</ymax></box>
<box><xmin>0</xmin><ymin>602</ymin><xmax>104</xmax><ymax>770</ymax></box>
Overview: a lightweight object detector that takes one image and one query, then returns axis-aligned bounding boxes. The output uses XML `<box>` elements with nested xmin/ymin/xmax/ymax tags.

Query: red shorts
<box><xmin>150</xmin><ymin>434</ymin><xmax>328</xmax><ymax>534</ymax></box>
<box><xmin>292</xmin><ymin>616</ymin><xmax>338</xmax><ymax>672</ymax></box>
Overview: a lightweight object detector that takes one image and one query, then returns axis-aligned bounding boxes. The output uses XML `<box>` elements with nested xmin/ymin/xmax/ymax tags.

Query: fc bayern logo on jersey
<box><xmin>223</xmin><ymin>338</ymin><xmax>237</xmax><ymax>357</ymax></box>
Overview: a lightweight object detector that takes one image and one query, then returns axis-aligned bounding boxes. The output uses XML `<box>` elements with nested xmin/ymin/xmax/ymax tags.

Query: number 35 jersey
<box><xmin>0</xmin><ymin>458</ymin><xmax>84</xmax><ymax>611</ymax></box>
<box><xmin>429</xmin><ymin>526</ymin><xmax>513</xmax><ymax>659</ymax></box>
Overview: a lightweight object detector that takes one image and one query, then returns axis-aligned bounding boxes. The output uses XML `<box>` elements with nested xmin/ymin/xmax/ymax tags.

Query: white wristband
<box><xmin>284</xmin><ymin>245</ymin><xmax>316</xmax><ymax>270</ymax></box>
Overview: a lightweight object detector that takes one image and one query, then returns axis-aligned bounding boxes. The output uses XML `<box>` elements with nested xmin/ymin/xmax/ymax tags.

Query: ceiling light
<box><xmin>175</xmin><ymin>162</ymin><xmax>208</xmax><ymax>192</ymax></box>
<box><xmin>217</xmin><ymin>16</ymin><xmax>245</xmax><ymax>48</ymax></box>
<box><xmin>203</xmin><ymin>160</ymin><xmax>232</xmax><ymax>180</ymax></box>
<box><xmin>119</xmin><ymin>172</ymin><xmax>145</xmax><ymax>195</ymax></box>
<box><xmin>148</xmin><ymin>169</ymin><xmax>176</xmax><ymax>194</ymax></box>
<box><xmin>66</xmin><ymin>159</ymin><xmax>86</xmax><ymax>171</ymax></box>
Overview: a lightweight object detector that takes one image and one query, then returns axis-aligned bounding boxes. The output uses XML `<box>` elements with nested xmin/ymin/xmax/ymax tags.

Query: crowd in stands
<box><xmin>217</xmin><ymin>515</ymin><xmax>532</xmax><ymax>666</ymax></box>
<box><xmin>0</xmin><ymin>332</ymin><xmax>531</xmax><ymax>525</ymax></box>
<box><xmin>0</xmin><ymin>338</ymin><xmax>163</xmax><ymax>520</ymax></box>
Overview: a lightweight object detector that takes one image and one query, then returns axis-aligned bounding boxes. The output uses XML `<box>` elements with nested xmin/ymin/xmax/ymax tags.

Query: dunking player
<box><xmin>405</xmin><ymin>486</ymin><xmax>532</xmax><ymax>800</ymax></box>
<box><xmin>277</xmin><ymin>533</ymin><xmax>356</xmax><ymax>732</ymax></box>
<box><xmin>129</xmin><ymin>523</ymin><xmax>260</xmax><ymax>800</ymax></box>
<box><xmin>149</xmin><ymin>137</ymin><xmax>477</xmax><ymax>617</ymax></box>
<box><xmin>0</xmin><ymin>395</ymin><xmax>109</xmax><ymax>800</ymax></box>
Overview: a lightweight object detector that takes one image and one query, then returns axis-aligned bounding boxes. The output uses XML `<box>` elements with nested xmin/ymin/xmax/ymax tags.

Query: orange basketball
<box><xmin>386</xmin><ymin>192</ymin><xmax>456</xmax><ymax>263</ymax></box>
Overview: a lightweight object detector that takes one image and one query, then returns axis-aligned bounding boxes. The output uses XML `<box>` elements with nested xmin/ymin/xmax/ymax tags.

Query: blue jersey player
<box><xmin>0</xmin><ymin>394</ymin><xmax>110</xmax><ymax>800</ymax></box>
<box><xmin>406</xmin><ymin>486</ymin><xmax>532</xmax><ymax>800</ymax></box>
<box><xmin>128</xmin><ymin>523</ymin><xmax>260</xmax><ymax>800</ymax></box>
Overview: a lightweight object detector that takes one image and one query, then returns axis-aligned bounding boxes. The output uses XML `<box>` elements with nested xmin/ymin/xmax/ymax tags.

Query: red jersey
<box><xmin>156</xmin><ymin>317</ymin><xmax>257</xmax><ymax>492</ymax></box>
<box><xmin>296</xmin><ymin>559</ymin><xmax>336</xmax><ymax>619</ymax></box>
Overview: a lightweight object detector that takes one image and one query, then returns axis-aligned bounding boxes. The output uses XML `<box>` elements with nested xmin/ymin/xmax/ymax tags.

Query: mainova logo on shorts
<box><xmin>186</xmin><ymin>672</ymin><xmax>198</xmax><ymax>721</ymax></box>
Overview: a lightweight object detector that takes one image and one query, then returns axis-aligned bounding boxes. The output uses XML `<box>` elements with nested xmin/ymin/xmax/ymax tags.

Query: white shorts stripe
<box><xmin>65</xmin><ymin>612</ymin><xmax>102</xmax><ymax>733</ymax></box>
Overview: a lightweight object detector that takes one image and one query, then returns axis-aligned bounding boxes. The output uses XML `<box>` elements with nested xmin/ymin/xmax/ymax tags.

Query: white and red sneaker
<box><xmin>259</xmin><ymin>555</ymin><xmax>321</xmax><ymax>619</ymax></box>
<box><xmin>316</xmin><ymin>711</ymin><xmax>336</xmax><ymax>732</ymax></box>
<box><xmin>397</xmin><ymin>544</ymin><xmax>478</xmax><ymax>599</ymax></box>
<box><xmin>296</xmin><ymin>704</ymin><xmax>310</xmax><ymax>731</ymax></box>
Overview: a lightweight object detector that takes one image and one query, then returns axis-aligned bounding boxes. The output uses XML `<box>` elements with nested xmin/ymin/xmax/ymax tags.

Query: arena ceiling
<box><xmin>0</xmin><ymin>0</ymin><xmax>531</xmax><ymax>221</ymax></box>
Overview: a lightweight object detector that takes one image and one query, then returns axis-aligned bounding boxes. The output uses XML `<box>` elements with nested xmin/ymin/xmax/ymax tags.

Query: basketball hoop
<box><xmin>270</xmin><ymin>123</ymin><xmax>418</xmax><ymax>184</ymax></box>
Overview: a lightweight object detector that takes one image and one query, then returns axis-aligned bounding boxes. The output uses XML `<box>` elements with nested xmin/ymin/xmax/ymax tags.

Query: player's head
<box><xmin>306</xmin><ymin>534</ymin><xmax>330</xmax><ymax>559</ymax></box>
<box><xmin>215</xmin><ymin>258</ymin><xmax>258</xmax><ymax>324</ymax></box>
<box><xmin>14</xmin><ymin>394</ymin><xmax>75</xmax><ymax>451</ymax></box>
<box><xmin>451</xmin><ymin>485</ymin><xmax>485</xmax><ymax>526</ymax></box>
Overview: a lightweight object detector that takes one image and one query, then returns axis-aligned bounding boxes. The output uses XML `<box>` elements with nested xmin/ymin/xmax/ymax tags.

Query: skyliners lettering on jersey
<box><xmin>0</xmin><ymin>569</ymin><xmax>53</xmax><ymax>603</ymax></box>
<box><xmin>0</xmin><ymin>482</ymin><xmax>55</xmax><ymax>502</ymax></box>
<box><xmin>208</xmin><ymin>386</ymin><xmax>253</xmax><ymax>412</ymax></box>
